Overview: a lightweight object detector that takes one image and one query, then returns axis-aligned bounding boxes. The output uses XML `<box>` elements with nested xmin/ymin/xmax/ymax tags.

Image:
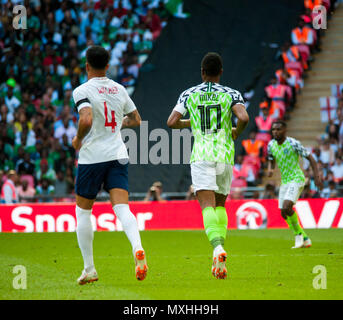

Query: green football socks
<box><xmin>215</xmin><ymin>206</ymin><xmax>228</xmax><ymax>246</ymax></box>
<box><xmin>202</xmin><ymin>207</ymin><xmax>222</xmax><ymax>249</ymax></box>
<box><xmin>286</xmin><ymin>211</ymin><xmax>308</xmax><ymax>239</ymax></box>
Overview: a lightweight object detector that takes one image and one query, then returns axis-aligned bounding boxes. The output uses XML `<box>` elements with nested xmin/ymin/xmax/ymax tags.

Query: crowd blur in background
<box><xmin>231</xmin><ymin>0</ymin><xmax>343</xmax><ymax>201</ymax></box>
<box><xmin>0</xmin><ymin>0</ymin><xmax>173</xmax><ymax>203</ymax></box>
<box><xmin>0</xmin><ymin>0</ymin><xmax>342</xmax><ymax>203</ymax></box>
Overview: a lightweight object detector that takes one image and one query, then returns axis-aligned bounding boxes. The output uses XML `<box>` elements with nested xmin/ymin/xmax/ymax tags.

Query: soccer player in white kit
<box><xmin>72</xmin><ymin>46</ymin><xmax>147</xmax><ymax>284</ymax></box>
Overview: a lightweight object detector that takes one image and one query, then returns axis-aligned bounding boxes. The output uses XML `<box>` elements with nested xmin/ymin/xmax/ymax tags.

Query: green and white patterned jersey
<box><xmin>174</xmin><ymin>82</ymin><xmax>245</xmax><ymax>165</ymax></box>
<box><xmin>267</xmin><ymin>137</ymin><xmax>310</xmax><ymax>185</ymax></box>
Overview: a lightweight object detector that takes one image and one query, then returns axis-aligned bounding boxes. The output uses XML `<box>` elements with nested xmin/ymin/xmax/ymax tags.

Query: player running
<box><xmin>72</xmin><ymin>46</ymin><xmax>147</xmax><ymax>285</ymax></box>
<box><xmin>267</xmin><ymin>120</ymin><xmax>323</xmax><ymax>249</ymax></box>
<box><xmin>167</xmin><ymin>52</ymin><xmax>249</xmax><ymax>279</ymax></box>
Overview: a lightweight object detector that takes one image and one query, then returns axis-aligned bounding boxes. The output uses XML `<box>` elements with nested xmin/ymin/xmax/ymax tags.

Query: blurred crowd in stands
<box><xmin>1</xmin><ymin>0</ymin><xmax>343</xmax><ymax>203</ymax></box>
<box><xmin>0</xmin><ymin>0</ymin><xmax>172</xmax><ymax>203</ymax></box>
<box><xmin>230</xmin><ymin>0</ymin><xmax>343</xmax><ymax>200</ymax></box>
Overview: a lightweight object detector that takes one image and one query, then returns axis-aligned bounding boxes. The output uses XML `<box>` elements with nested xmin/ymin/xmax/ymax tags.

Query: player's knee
<box><xmin>280</xmin><ymin>209</ymin><xmax>288</xmax><ymax>219</ymax></box>
<box><xmin>282</xmin><ymin>207</ymin><xmax>293</xmax><ymax>217</ymax></box>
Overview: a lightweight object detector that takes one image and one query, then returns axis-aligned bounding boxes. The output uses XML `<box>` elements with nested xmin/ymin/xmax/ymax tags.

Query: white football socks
<box><xmin>113</xmin><ymin>204</ymin><xmax>142</xmax><ymax>254</ymax></box>
<box><xmin>214</xmin><ymin>244</ymin><xmax>225</xmax><ymax>257</ymax></box>
<box><xmin>76</xmin><ymin>206</ymin><xmax>95</xmax><ymax>272</ymax></box>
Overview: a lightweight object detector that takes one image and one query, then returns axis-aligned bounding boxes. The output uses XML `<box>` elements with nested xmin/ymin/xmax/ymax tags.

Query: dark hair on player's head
<box><xmin>86</xmin><ymin>46</ymin><xmax>109</xmax><ymax>70</ymax></box>
<box><xmin>201</xmin><ymin>52</ymin><xmax>223</xmax><ymax>77</ymax></box>
<box><xmin>272</xmin><ymin>120</ymin><xmax>287</xmax><ymax>128</ymax></box>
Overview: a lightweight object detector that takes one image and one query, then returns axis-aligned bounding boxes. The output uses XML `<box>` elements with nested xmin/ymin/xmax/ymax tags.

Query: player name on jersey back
<box><xmin>73</xmin><ymin>77</ymin><xmax>136</xmax><ymax>165</ymax></box>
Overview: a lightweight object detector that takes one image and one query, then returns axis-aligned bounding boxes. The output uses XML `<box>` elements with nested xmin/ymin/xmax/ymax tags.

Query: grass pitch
<box><xmin>0</xmin><ymin>229</ymin><xmax>342</xmax><ymax>300</ymax></box>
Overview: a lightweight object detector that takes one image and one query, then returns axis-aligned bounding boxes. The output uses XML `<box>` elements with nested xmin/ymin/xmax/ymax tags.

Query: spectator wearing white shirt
<box><xmin>4</xmin><ymin>87</ymin><xmax>20</xmax><ymax>114</ymax></box>
<box><xmin>319</xmin><ymin>140</ymin><xmax>335</xmax><ymax>165</ymax></box>
<box><xmin>54</xmin><ymin>117</ymin><xmax>77</xmax><ymax>145</ymax></box>
<box><xmin>0</xmin><ymin>104</ymin><xmax>14</xmax><ymax>124</ymax></box>
<box><xmin>0</xmin><ymin>170</ymin><xmax>19</xmax><ymax>204</ymax></box>
<box><xmin>331</xmin><ymin>157</ymin><xmax>343</xmax><ymax>183</ymax></box>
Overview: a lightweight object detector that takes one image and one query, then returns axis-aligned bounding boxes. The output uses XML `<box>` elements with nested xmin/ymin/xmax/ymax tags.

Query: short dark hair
<box><xmin>201</xmin><ymin>52</ymin><xmax>223</xmax><ymax>77</ymax></box>
<box><xmin>86</xmin><ymin>46</ymin><xmax>110</xmax><ymax>70</ymax></box>
<box><xmin>272</xmin><ymin>120</ymin><xmax>287</xmax><ymax>128</ymax></box>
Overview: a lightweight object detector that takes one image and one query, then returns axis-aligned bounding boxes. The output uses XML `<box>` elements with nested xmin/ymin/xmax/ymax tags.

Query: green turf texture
<box><xmin>0</xmin><ymin>229</ymin><xmax>342</xmax><ymax>300</ymax></box>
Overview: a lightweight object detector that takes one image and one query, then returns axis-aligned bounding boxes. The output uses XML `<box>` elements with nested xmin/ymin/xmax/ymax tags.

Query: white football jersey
<box><xmin>72</xmin><ymin>77</ymin><xmax>136</xmax><ymax>164</ymax></box>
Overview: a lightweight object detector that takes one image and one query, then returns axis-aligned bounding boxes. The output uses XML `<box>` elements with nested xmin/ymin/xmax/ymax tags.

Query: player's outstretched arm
<box><xmin>231</xmin><ymin>103</ymin><xmax>249</xmax><ymax>140</ymax></box>
<box><xmin>122</xmin><ymin>110</ymin><xmax>142</xmax><ymax>129</ymax></box>
<box><xmin>72</xmin><ymin>107</ymin><xmax>93</xmax><ymax>150</ymax></box>
<box><xmin>307</xmin><ymin>154</ymin><xmax>324</xmax><ymax>190</ymax></box>
<box><xmin>167</xmin><ymin>110</ymin><xmax>190</xmax><ymax>129</ymax></box>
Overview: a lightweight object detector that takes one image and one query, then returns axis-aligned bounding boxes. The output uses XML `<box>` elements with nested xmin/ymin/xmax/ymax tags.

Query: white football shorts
<box><xmin>190</xmin><ymin>161</ymin><xmax>233</xmax><ymax>195</ymax></box>
<box><xmin>278</xmin><ymin>181</ymin><xmax>305</xmax><ymax>209</ymax></box>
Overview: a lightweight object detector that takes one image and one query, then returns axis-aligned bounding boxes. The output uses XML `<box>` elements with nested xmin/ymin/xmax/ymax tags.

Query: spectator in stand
<box><xmin>117</xmin><ymin>64</ymin><xmax>136</xmax><ymax>87</ymax></box>
<box><xmin>143</xmin><ymin>9</ymin><xmax>162</xmax><ymax>39</ymax></box>
<box><xmin>12</xmin><ymin>146</ymin><xmax>25</xmax><ymax>170</ymax></box>
<box><xmin>275</xmin><ymin>67</ymin><xmax>303</xmax><ymax>97</ymax></box>
<box><xmin>255</xmin><ymin>102</ymin><xmax>273</xmax><ymax>148</ymax></box>
<box><xmin>264</xmin><ymin>76</ymin><xmax>292</xmax><ymax>120</ymax></box>
<box><xmin>331</xmin><ymin>156</ymin><xmax>343</xmax><ymax>183</ymax></box>
<box><xmin>54</xmin><ymin>170</ymin><xmax>68</xmax><ymax>197</ymax></box>
<box><xmin>16</xmin><ymin>152</ymin><xmax>35</xmax><ymax>175</ymax></box>
<box><xmin>258</xmin><ymin>100</ymin><xmax>277</xmax><ymax>120</ymax></box>
<box><xmin>113</xmin><ymin>0</ymin><xmax>129</xmax><ymax>18</ymax></box>
<box><xmin>241</xmin><ymin>131</ymin><xmax>264</xmax><ymax>160</ymax></box>
<box><xmin>61</xmin><ymin>133</ymin><xmax>76</xmax><ymax>159</ymax></box>
<box><xmin>54</xmin><ymin>117</ymin><xmax>77</xmax><ymax>144</ymax></box>
<box><xmin>281</xmin><ymin>42</ymin><xmax>306</xmax><ymax>75</ymax></box>
<box><xmin>262</xmin><ymin>183</ymin><xmax>277</xmax><ymax>199</ymax></box>
<box><xmin>154</xmin><ymin>1</ymin><xmax>171</xmax><ymax>27</ymax></box>
<box><xmin>0</xmin><ymin>170</ymin><xmax>19</xmax><ymax>204</ymax></box>
<box><xmin>304</xmin><ymin>0</ymin><xmax>323</xmax><ymax>11</ymax></box>
<box><xmin>144</xmin><ymin>181</ymin><xmax>167</xmax><ymax>201</ymax></box>
<box><xmin>3</xmin><ymin>86</ymin><xmax>21</xmax><ymax>116</ymax></box>
<box><xmin>319</xmin><ymin>140</ymin><xmax>335</xmax><ymax>165</ymax></box>
<box><xmin>36</xmin><ymin>178</ymin><xmax>55</xmax><ymax>202</ymax></box>
<box><xmin>65</xmin><ymin>166</ymin><xmax>75</xmax><ymax>194</ymax></box>
<box><xmin>17</xmin><ymin>179</ymin><xmax>36</xmax><ymax>202</ymax></box>
<box><xmin>291</xmin><ymin>18</ymin><xmax>315</xmax><ymax>49</ymax></box>
<box><xmin>134</xmin><ymin>32</ymin><xmax>153</xmax><ymax>55</ymax></box>
<box><xmin>327</xmin><ymin>121</ymin><xmax>339</xmax><ymax>141</ymax></box>
<box><xmin>36</xmin><ymin>158</ymin><xmax>56</xmax><ymax>183</ymax></box>
<box><xmin>321</xmin><ymin>180</ymin><xmax>338</xmax><ymax>198</ymax></box>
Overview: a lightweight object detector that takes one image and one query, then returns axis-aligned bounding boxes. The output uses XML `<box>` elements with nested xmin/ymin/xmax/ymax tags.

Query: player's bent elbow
<box><xmin>240</xmin><ymin>113</ymin><xmax>249</xmax><ymax>125</ymax></box>
<box><xmin>167</xmin><ymin>120</ymin><xmax>176</xmax><ymax>128</ymax></box>
<box><xmin>80</xmin><ymin>118</ymin><xmax>92</xmax><ymax>129</ymax></box>
<box><xmin>167</xmin><ymin>116</ymin><xmax>178</xmax><ymax>128</ymax></box>
<box><xmin>135</xmin><ymin>118</ymin><xmax>142</xmax><ymax>127</ymax></box>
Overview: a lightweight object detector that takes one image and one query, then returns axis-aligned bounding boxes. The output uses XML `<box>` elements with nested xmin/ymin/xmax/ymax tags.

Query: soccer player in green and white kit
<box><xmin>167</xmin><ymin>52</ymin><xmax>249</xmax><ymax>279</ymax></box>
<box><xmin>267</xmin><ymin>120</ymin><xmax>323</xmax><ymax>248</ymax></box>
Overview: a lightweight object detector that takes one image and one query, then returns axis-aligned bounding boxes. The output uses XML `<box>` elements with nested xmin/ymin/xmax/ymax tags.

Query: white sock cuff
<box><xmin>76</xmin><ymin>206</ymin><xmax>92</xmax><ymax>217</ymax></box>
<box><xmin>113</xmin><ymin>203</ymin><xmax>129</xmax><ymax>210</ymax></box>
<box><xmin>113</xmin><ymin>204</ymin><xmax>130</xmax><ymax>216</ymax></box>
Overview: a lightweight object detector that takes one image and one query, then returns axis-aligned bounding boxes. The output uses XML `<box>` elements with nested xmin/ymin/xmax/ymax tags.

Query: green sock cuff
<box><xmin>220</xmin><ymin>237</ymin><xmax>224</xmax><ymax>246</ymax></box>
<box><xmin>289</xmin><ymin>212</ymin><xmax>307</xmax><ymax>238</ymax></box>
<box><xmin>210</xmin><ymin>237</ymin><xmax>222</xmax><ymax>249</ymax></box>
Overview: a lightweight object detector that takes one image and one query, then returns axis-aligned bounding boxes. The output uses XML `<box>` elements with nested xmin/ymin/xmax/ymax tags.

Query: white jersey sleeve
<box><xmin>123</xmin><ymin>88</ymin><xmax>137</xmax><ymax>115</ymax></box>
<box><xmin>173</xmin><ymin>89</ymin><xmax>190</xmax><ymax>116</ymax></box>
<box><xmin>73</xmin><ymin>86</ymin><xmax>92</xmax><ymax>112</ymax></box>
